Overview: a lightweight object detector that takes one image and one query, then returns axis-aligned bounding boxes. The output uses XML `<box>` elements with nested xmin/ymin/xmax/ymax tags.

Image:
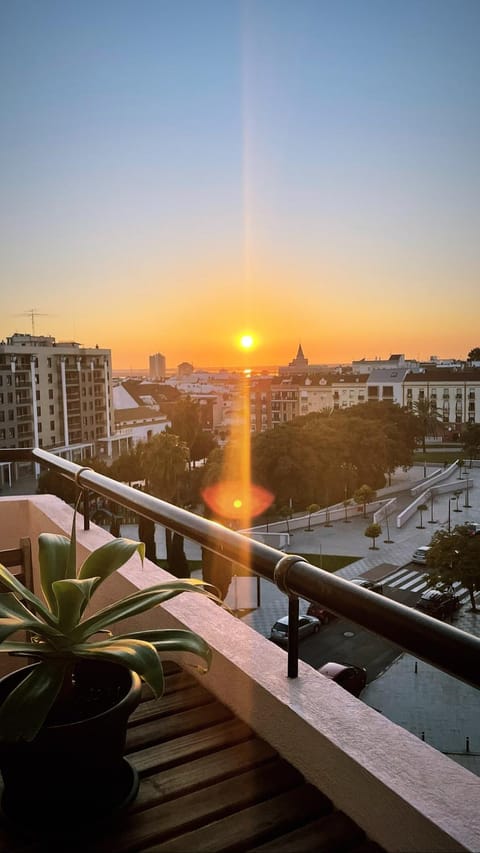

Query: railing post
<box><xmin>274</xmin><ymin>554</ymin><xmax>304</xmax><ymax>680</ymax></box>
<box><xmin>83</xmin><ymin>488</ymin><xmax>90</xmax><ymax>530</ymax></box>
<box><xmin>287</xmin><ymin>595</ymin><xmax>299</xmax><ymax>679</ymax></box>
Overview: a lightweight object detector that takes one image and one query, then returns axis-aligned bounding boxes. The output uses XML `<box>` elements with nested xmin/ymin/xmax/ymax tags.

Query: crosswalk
<box><xmin>380</xmin><ymin>566</ymin><xmax>471</xmax><ymax>604</ymax></box>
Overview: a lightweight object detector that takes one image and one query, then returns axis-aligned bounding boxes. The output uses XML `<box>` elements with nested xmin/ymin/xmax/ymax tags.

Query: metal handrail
<box><xmin>2</xmin><ymin>447</ymin><xmax>480</xmax><ymax>690</ymax></box>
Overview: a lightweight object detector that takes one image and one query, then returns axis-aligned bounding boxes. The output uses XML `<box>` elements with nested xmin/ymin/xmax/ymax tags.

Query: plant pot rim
<box><xmin>0</xmin><ymin>660</ymin><xmax>142</xmax><ymax>733</ymax></box>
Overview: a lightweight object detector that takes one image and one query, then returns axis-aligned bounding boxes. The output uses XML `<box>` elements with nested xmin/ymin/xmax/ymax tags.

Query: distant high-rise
<box><xmin>149</xmin><ymin>352</ymin><xmax>166</xmax><ymax>380</ymax></box>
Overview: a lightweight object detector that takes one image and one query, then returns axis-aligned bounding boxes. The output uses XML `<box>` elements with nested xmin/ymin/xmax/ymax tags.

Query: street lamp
<box><xmin>464</xmin><ymin>477</ymin><xmax>472</xmax><ymax>508</ymax></box>
<box><xmin>447</xmin><ymin>496</ymin><xmax>456</xmax><ymax>533</ymax></box>
<box><xmin>453</xmin><ymin>489</ymin><xmax>462</xmax><ymax>513</ymax></box>
<box><xmin>428</xmin><ymin>491</ymin><xmax>437</xmax><ymax>524</ymax></box>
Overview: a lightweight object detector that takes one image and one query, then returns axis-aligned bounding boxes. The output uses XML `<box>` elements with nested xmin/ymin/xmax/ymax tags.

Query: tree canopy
<box><xmin>426</xmin><ymin>526</ymin><xmax>480</xmax><ymax>610</ymax></box>
<box><xmin>467</xmin><ymin>347</ymin><xmax>480</xmax><ymax>362</ymax></box>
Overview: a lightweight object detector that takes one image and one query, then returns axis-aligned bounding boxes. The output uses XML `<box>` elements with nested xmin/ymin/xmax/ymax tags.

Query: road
<box><xmin>277</xmin><ymin>563</ymin><xmax>468</xmax><ymax>684</ymax></box>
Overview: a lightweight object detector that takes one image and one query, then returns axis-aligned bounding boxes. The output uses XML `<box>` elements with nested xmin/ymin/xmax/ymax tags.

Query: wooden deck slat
<box><xmin>132</xmin><ymin>737</ymin><xmax>277</xmax><ymax>811</ymax></box>
<box><xmin>129</xmin><ymin>717</ymin><xmax>254</xmax><ymax>775</ymax></box>
<box><xmin>91</xmin><ymin>759</ymin><xmax>307</xmax><ymax>852</ymax></box>
<box><xmin>125</xmin><ymin>700</ymin><xmax>234</xmax><ymax>752</ymax></box>
<box><xmin>144</xmin><ymin>784</ymin><xmax>332</xmax><ymax>853</ymax></box>
<box><xmin>130</xmin><ymin>683</ymin><xmax>213</xmax><ymax>725</ymax></box>
<box><xmin>250</xmin><ymin>811</ymin><xmax>365</xmax><ymax>852</ymax></box>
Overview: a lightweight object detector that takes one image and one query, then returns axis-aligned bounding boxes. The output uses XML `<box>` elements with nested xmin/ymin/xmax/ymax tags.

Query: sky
<box><xmin>1</xmin><ymin>0</ymin><xmax>480</xmax><ymax>371</ymax></box>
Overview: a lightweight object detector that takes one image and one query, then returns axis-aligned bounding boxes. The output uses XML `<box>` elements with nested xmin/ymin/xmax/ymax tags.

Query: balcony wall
<box><xmin>1</xmin><ymin>493</ymin><xmax>480</xmax><ymax>852</ymax></box>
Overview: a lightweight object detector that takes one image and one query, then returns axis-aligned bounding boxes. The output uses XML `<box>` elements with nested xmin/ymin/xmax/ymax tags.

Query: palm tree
<box><xmin>412</xmin><ymin>399</ymin><xmax>442</xmax><ymax>476</ymax></box>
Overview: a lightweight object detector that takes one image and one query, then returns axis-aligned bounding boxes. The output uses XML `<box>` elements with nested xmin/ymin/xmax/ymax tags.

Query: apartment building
<box><xmin>148</xmin><ymin>352</ymin><xmax>166</xmax><ymax>381</ymax></box>
<box><xmin>403</xmin><ymin>368</ymin><xmax>480</xmax><ymax>426</ymax></box>
<box><xmin>0</xmin><ymin>334</ymin><xmax>114</xmax><ymax>461</ymax></box>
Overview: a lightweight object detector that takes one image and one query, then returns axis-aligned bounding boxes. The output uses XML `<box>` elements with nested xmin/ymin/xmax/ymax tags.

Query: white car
<box><xmin>412</xmin><ymin>546</ymin><xmax>431</xmax><ymax>564</ymax></box>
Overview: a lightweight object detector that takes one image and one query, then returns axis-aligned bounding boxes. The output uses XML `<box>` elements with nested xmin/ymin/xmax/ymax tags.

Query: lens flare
<box><xmin>202</xmin><ymin>480</ymin><xmax>274</xmax><ymax>520</ymax></box>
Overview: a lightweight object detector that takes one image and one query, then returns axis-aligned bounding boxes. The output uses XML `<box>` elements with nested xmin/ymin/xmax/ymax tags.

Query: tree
<box><xmin>467</xmin><ymin>347</ymin><xmax>480</xmax><ymax>362</ymax></box>
<box><xmin>462</xmin><ymin>424</ymin><xmax>480</xmax><ymax>461</ymax></box>
<box><xmin>354</xmin><ymin>485</ymin><xmax>376</xmax><ymax>518</ymax></box>
<box><xmin>364</xmin><ymin>522</ymin><xmax>382</xmax><ymax>550</ymax></box>
<box><xmin>170</xmin><ymin>396</ymin><xmax>201</xmax><ymax>469</ymax></box>
<box><xmin>417</xmin><ymin>503</ymin><xmax>428</xmax><ymax>529</ymax></box>
<box><xmin>412</xmin><ymin>399</ymin><xmax>442</xmax><ymax>459</ymax></box>
<box><xmin>278</xmin><ymin>505</ymin><xmax>292</xmax><ymax>534</ymax></box>
<box><xmin>305</xmin><ymin>503</ymin><xmax>320</xmax><ymax>531</ymax></box>
<box><xmin>426</xmin><ymin>527</ymin><xmax>480</xmax><ymax>611</ymax></box>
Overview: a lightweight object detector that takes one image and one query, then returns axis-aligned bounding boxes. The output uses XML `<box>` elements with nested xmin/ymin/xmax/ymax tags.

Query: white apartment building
<box><xmin>403</xmin><ymin>368</ymin><xmax>480</xmax><ymax>427</ymax></box>
<box><xmin>0</xmin><ymin>334</ymin><xmax>117</xmax><ymax>468</ymax></box>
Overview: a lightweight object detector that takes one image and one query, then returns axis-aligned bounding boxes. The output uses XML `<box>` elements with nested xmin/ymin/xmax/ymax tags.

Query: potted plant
<box><xmin>0</xmin><ymin>515</ymin><xmax>216</xmax><ymax>830</ymax></box>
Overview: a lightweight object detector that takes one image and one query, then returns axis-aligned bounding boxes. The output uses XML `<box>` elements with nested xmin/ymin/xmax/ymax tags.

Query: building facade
<box><xmin>149</xmin><ymin>352</ymin><xmax>166</xmax><ymax>381</ymax></box>
<box><xmin>0</xmin><ymin>334</ymin><xmax>114</xmax><ymax>461</ymax></box>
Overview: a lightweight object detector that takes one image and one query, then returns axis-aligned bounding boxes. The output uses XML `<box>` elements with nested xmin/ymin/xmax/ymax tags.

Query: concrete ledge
<box><xmin>2</xmin><ymin>495</ymin><xmax>480</xmax><ymax>852</ymax></box>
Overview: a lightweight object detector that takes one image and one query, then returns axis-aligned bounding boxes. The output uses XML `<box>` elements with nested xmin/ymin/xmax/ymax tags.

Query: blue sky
<box><xmin>1</xmin><ymin>0</ymin><xmax>479</xmax><ymax>368</ymax></box>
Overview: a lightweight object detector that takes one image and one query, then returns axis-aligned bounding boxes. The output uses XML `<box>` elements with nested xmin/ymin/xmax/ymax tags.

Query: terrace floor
<box><xmin>0</xmin><ymin>664</ymin><xmax>384</xmax><ymax>853</ymax></box>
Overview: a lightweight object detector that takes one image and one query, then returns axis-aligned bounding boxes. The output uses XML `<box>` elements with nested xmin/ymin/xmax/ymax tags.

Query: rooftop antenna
<box><xmin>15</xmin><ymin>309</ymin><xmax>52</xmax><ymax>336</ymax></box>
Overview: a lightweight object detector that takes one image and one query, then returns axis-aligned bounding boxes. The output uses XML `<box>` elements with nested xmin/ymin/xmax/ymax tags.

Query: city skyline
<box><xmin>2</xmin><ymin>1</ymin><xmax>480</xmax><ymax>369</ymax></box>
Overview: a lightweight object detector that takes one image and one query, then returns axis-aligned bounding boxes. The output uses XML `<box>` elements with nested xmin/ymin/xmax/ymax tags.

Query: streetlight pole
<box><xmin>447</xmin><ymin>496</ymin><xmax>456</xmax><ymax>533</ymax></box>
<box><xmin>428</xmin><ymin>491</ymin><xmax>437</xmax><ymax>524</ymax></box>
<box><xmin>464</xmin><ymin>477</ymin><xmax>471</xmax><ymax>508</ymax></box>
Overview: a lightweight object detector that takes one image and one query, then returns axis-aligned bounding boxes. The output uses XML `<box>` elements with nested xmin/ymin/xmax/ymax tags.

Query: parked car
<box><xmin>306</xmin><ymin>602</ymin><xmax>336</xmax><ymax>624</ymax></box>
<box><xmin>464</xmin><ymin>522</ymin><xmax>480</xmax><ymax>536</ymax></box>
<box><xmin>317</xmin><ymin>662</ymin><xmax>367</xmax><ymax>697</ymax></box>
<box><xmin>412</xmin><ymin>546</ymin><xmax>431</xmax><ymax>564</ymax></box>
<box><xmin>269</xmin><ymin>614</ymin><xmax>321</xmax><ymax>646</ymax></box>
<box><xmin>415</xmin><ymin>588</ymin><xmax>461</xmax><ymax>619</ymax></box>
<box><xmin>350</xmin><ymin>577</ymin><xmax>384</xmax><ymax>594</ymax></box>
<box><xmin>306</xmin><ymin>577</ymin><xmax>382</xmax><ymax>624</ymax></box>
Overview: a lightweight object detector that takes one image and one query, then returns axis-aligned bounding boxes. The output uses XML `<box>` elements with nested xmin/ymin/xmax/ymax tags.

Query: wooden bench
<box><xmin>0</xmin><ymin>537</ymin><xmax>33</xmax><ymax>592</ymax></box>
<box><xmin>0</xmin><ymin>537</ymin><xmax>34</xmax><ymax>676</ymax></box>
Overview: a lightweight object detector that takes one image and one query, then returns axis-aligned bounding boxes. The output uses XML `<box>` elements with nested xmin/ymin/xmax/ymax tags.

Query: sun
<box><xmin>240</xmin><ymin>334</ymin><xmax>254</xmax><ymax>350</ymax></box>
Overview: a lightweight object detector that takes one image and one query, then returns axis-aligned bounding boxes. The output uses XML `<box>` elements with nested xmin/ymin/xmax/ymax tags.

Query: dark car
<box><xmin>318</xmin><ymin>662</ymin><xmax>367</xmax><ymax>697</ymax></box>
<box><xmin>306</xmin><ymin>602</ymin><xmax>336</xmax><ymax>624</ymax></box>
<box><xmin>415</xmin><ymin>589</ymin><xmax>461</xmax><ymax>619</ymax></box>
<box><xmin>350</xmin><ymin>577</ymin><xmax>384</xmax><ymax>594</ymax></box>
<box><xmin>464</xmin><ymin>522</ymin><xmax>480</xmax><ymax>536</ymax></box>
<box><xmin>269</xmin><ymin>614</ymin><xmax>321</xmax><ymax>647</ymax></box>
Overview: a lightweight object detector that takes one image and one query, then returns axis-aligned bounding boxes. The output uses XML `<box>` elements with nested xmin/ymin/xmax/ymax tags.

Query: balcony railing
<box><xmin>2</xmin><ymin>447</ymin><xmax>480</xmax><ymax>692</ymax></box>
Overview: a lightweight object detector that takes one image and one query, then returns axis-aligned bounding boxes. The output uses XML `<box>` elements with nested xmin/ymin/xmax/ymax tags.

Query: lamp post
<box><xmin>447</xmin><ymin>496</ymin><xmax>456</xmax><ymax>533</ymax></box>
<box><xmin>453</xmin><ymin>489</ymin><xmax>462</xmax><ymax>513</ymax></box>
<box><xmin>464</xmin><ymin>478</ymin><xmax>471</xmax><ymax>508</ymax></box>
<box><xmin>428</xmin><ymin>491</ymin><xmax>437</xmax><ymax>524</ymax></box>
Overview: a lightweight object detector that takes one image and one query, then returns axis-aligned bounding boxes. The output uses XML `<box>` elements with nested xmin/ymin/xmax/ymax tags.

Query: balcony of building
<box><xmin>0</xmin><ymin>449</ymin><xmax>479</xmax><ymax>852</ymax></box>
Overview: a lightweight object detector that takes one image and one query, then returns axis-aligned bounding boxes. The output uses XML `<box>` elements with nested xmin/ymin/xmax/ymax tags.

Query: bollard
<box><xmin>466</xmin><ymin>737</ymin><xmax>470</xmax><ymax>753</ymax></box>
<box><xmin>421</xmin><ymin>731</ymin><xmax>425</xmax><ymax>741</ymax></box>
<box><xmin>414</xmin><ymin>661</ymin><xmax>418</xmax><ymax>674</ymax></box>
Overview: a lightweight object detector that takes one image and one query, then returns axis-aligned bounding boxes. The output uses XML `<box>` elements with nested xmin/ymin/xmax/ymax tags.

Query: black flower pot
<box><xmin>0</xmin><ymin>660</ymin><xmax>142</xmax><ymax>832</ymax></box>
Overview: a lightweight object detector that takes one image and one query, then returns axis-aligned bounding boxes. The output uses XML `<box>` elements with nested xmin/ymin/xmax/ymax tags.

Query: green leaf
<box><xmin>78</xmin><ymin>538</ymin><xmax>145</xmax><ymax>586</ymax></box>
<box><xmin>38</xmin><ymin>533</ymin><xmax>72</xmax><ymax>614</ymax></box>
<box><xmin>0</xmin><ymin>565</ymin><xmax>56</xmax><ymax>627</ymax></box>
<box><xmin>72</xmin><ymin>639</ymin><xmax>165</xmax><ymax>697</ymax></box>
<box><xmin>52</xmin><ymin>577</ymin><xmax>101</xmax><ymax>633</ymax></box>
<box><xmin>114</xmin><ymin>628</ymin><xmax>212</xmax><ymax>669</ymax></box>
<box><xmin>0</xmin><ymin>661</ymin><xmax>67</xmax><ymax>743</ymax></box>
<box><xmin>71</xmin><ymin>580</ymin><xmax>217</xmax><ymax>643</ymax></box>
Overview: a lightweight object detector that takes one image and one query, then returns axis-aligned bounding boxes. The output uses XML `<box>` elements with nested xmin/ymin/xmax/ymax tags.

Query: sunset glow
<box><xmin>1</xmin><ymin>4</ymin><xmax>479</xmax><ymax>370</ymax></box>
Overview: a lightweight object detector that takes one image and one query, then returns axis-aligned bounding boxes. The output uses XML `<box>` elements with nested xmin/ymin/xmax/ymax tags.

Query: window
<box><xmin>49</xmin><ymin>405</ymin><xmax>54</xmax><ymax>414</ymax></box>
<box><xmin>38</xmin><ymin>423</ymin><xmax>42</xmax><ymax>432</ymax></box>
<box><xmin>8</xmin><ymin>410</ymin><xmax>14</xmax><ymax>421</ymax></box>
<box><xmin>37</xmin><ymin>406</ymin><xmax>41</xmax><ymax>417</ymax></box>
<box><xmin>49</xmin><ymin>389</ymin><xmax>53</xmax><ymax>399</ymax></box>
<box><xmin>50</xmin><ymin>420</ymin><xmax>55</xmax><ymax>430</ymax></box>
<box><xmin>48</xmin><ymin>373</ymin><xmax>53</xmax><ymax>383</ymax></box>
<box><xmin>382</xmin><ymin>386</ymin><xmax>393</xmax><ymax>397</ymax></box>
